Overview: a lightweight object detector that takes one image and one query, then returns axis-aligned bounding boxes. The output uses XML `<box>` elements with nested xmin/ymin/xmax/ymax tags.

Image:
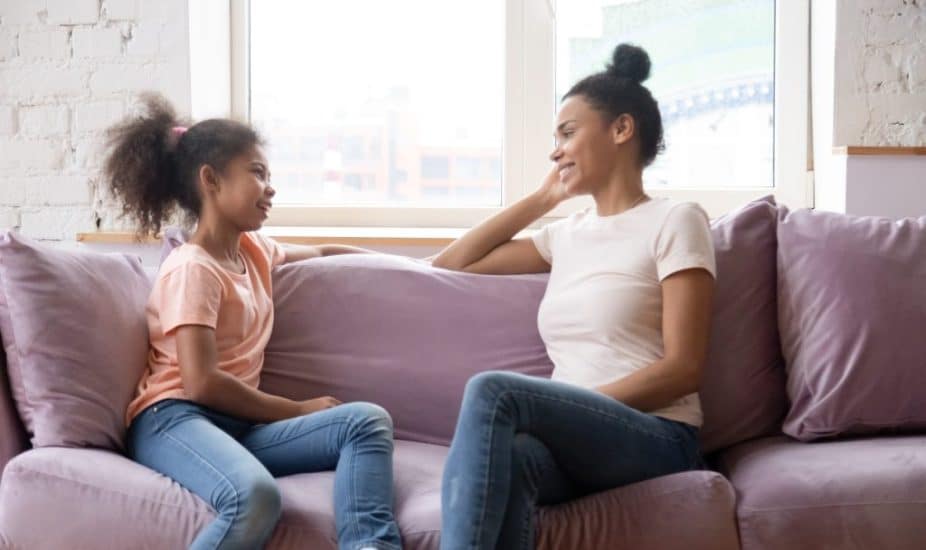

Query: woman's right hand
<box><xmin>297</xmin><ymin>396</ymin><xmax>342</xmax><ymax>416</ymax></box>
<box><xmin>535</xmin><ymin>163</ymin><xmax>571</xmax><ymax>207</ymax></box>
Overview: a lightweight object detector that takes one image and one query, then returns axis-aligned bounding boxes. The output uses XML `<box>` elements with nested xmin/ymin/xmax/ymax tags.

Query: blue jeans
<box><xmin>127</xmin><ymin>399</ymin><xmax>403</xmax><ymax>550</ymax></box>
<box><xmin>440</xmin><ymin>371</ymin><xmax>704</xmax><ymax>550</ymax></box>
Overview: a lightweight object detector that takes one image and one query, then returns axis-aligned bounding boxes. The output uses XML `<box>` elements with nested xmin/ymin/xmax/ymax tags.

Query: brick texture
<box><xmin>0</xmin><ymin>0</ymin><xmax>189</xmax><ymax>241</ymax></box>
<box><xmin>839</xmin><ymin>0</ymin><xmax>926</xmax><ymax>145</ymax></box>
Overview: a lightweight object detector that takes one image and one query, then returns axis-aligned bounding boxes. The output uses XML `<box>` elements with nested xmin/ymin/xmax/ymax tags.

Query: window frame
<box><xmin>217</xmin><ymin>0</ymin><xmax>811</xmax><ymax>226</ymax></box>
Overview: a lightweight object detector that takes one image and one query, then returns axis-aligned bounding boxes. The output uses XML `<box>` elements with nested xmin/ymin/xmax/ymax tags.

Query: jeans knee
<box><xmin>466</xmin><ymin>370</ymin><xmax>501</xmax><ymax>395</ymax></box>
<box><xmin>342</xmin><ymin>402</ymin><xmax>394</xmax><ymax>444</ymax></box>
<box><xmin>464</xmin><ymin>371</ymin><xmax>516</xmax><ymax>406</ymax></box>
<box><xmin>238</xmin><ymin>475</ymin><xmax>282</xmax><ymax>531</ymax></box>
<box><xmin>511</xmin><ymin>433</ymin><xmax>547</xmax><ymax>469</ymax></box>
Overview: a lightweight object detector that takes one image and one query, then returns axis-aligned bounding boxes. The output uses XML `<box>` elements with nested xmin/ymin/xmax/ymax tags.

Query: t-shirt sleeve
<box><xmin>156</xmin><ymin>261</ymin><xmax>224</xmax><ymax>334</ymax></box>
<box><xmin>250</xmin><ymin>232</ymin><xmax>286</xmax><ymax>268</ymax></box>
<box><xmin>654</xmin><ymin>203</ymin><xmax>716</xmax><ymax>281</ymax></box>
<box><xmin>531</xmin><ymin>218</ymin><xmax>566</xmax><ymax>264</ymax></box>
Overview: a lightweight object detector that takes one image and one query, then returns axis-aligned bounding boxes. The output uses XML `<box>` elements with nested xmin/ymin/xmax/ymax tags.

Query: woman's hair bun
<box><xmin>606</xmin><ymin>43</ymin><xmax>651</xmax><ymax>84</ymax></box>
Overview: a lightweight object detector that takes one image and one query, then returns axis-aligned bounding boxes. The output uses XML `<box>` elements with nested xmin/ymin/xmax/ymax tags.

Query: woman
<box><xmin>105</xmin><ymin>93</ymin><xmax>402</xmax><ymax>550</ymax></box>
<box><xmin>433</xmin><ymin>44</ymin><xmax>715</xmax><ymax>549</ymax></box>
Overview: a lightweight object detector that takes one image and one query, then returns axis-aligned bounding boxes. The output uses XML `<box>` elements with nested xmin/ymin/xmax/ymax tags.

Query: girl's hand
<box><xmin>297</xmin><ymin>396</ymin><xmax>342</xmax><ymax>415</ymax></box>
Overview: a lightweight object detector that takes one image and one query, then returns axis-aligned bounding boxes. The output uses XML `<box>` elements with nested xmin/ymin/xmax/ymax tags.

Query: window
<box><xmin>249</xmin><ymin>0</ymin><xmax>503</xmax><ymax>210</ymax></box>
<box><xmin>557</xmin><ymin>0</ymin><xmax>775</xmax><ymax>190</ymax></box>
<box><xmin>421</xmin><ymin>156</ymin><xmax>451</xmax><ymax>180</ymax></box>
<box><xmin>222</xmin><ymin>0</ymin><xmax>809</xmax><ymax>227</ymax></box>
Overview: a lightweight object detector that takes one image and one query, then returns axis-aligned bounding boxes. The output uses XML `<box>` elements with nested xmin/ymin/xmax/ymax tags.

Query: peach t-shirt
<box><xmin>125</xmin><ymin>231</ymin><xmax>285</xmax><ymax>425</ymax></box>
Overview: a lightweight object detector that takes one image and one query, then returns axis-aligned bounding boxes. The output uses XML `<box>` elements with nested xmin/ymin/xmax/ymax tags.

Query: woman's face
<box><xmin>208</xmin><ymin>145</ymin><xmax>276</xmax><ymax>232</ymax></box>
<box><xmin>550</xmin><ymin>95</ymin><xmax>635</xmax><ymax>196</ymax></box>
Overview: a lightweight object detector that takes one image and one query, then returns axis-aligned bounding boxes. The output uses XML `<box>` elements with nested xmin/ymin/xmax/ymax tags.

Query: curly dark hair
<box><xmin>564</xmin><ymin>43</ymin><xmax>665</xmax><ymax>167</ymax></box>
<box><xmin>102</xmin><ymin>92</ymin><xmax>264</xmax><ymax>237</ymax></box>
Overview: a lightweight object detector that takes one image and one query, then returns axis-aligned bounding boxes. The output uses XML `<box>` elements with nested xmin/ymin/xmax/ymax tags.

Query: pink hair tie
<box><xmin>172</xmin><ymin>126</ymin><xmax>188</xmax><ymax>138</ymax></box>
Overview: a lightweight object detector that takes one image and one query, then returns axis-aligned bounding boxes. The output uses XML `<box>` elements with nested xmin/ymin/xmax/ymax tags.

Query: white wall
<box><xmin>812</xmin><ymin>0</ymin><xmax>926</xmax><ymax>218</ymax></box>
<box><xmin>811</xmin><ymin>0</ymin><xmax>844</xmax><ymax>213</ymax></box>
<box><xmin>833</xmin><ymin>0</ymin><xmax>926</xmax><ymax>147</ymax></box>
<box><xmin>0</xmin><ymin>0</ymin><xmax>191</xmax><ymax>243</ymax></box>
<box><xmin>844</xmin><ymin>154</ymin><xmax>926</xmax><ymax>219</ymax></box>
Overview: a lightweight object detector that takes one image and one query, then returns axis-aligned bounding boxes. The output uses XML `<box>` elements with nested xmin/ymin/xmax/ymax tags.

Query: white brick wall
<box><xmin>0</xmin><ymin>138</ymin><xmax>66</xmax><ymax>171</ymax></box>
<box><xmin>103</xmin><ymin>0</ymin><xmax>140</xmax><ymax>22</ymax></box>
<box><xmin>74</xmin><ymin>99</ymin><xmax>124</xmax><ymax>133</ymax></box>
<box><xmin>125</xmin><ymin>22</ymin><xmax>160</xmax><ymax>57</ymax></box>
<box><xmin>18</xmin><ymin>29</ymin><xmax>70</xmax><ymax>60</ymax></box>
<box><xmin>20</xmin><ymin>206</ymin><xmax>96</xmax><ymax>240</ymax></box>
<box><xmin>0</xmin><ymin>0</ymin><xmax>190</xmax><ymax>241</ymax></box>
<box><xmin>0</xmin><ymin>105</ymin><xmax>16</xmax><ymax>135</ymax></box>
<box><xmin>45</xmin><ymin>0</ymin><xmax>100</xmax><ymax>26</ymax></box>
<box><xmin>0</xmin><ymin>207</ymin><xmax>20</xmax><ymax>229</ymax></box>
<box><xmin>19</xmin><ymin>104</ymin><xmax>70</xmax><ymax>136</ymax></box>
<box><xmin>0</xmin><ymin>26</ymin><xmax>17</xmax><ymax>61</ymax></box>
<box><xmin>835</xmin><ymin>0</ymin><xmax>926</xmax><ymax>146</ymax></box>
<box><xmin>73</xmin><ymin>27</ymin><xmax>123</xmax><ymax>58</ymax></box>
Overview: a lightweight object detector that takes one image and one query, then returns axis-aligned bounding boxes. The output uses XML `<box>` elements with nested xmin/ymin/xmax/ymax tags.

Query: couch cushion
<box><xmin>0</xmin><ymin>231</ymin><xmax>151</xmax><ymax>450</ymax></box>
<box><xmin>0</xmin><ymin>438</ymin><xmax>736</xmax><ymax>550</ymax></box>
<box><xmin>263</xmin><ymin>254</ymin><xmax>554</xmax><ymax>446</ymax></box>
<box><xmin>777</xmin><ymin>208</ymin><xmax>926</xmax><ymax>441</ymax></box>
<box><xmin>698</xmin><ymin>196</ymin><xmax>786</xmax><ymax>453</ymax></box>
<box><xmin>0</xmin><ymin>343</ymin><xmax>28</xmax><ymax>477</ymax></box>
<box><xmin>537</xmin><ymin>470</ymin><xmax>739</xmax><ymax>550</ymax></box>
<box><xmin>719</xmin><ymin>435</ymin><xmax>926</xmax><ymax>550</ymax></box>
<box><xmin>0</xmin><ymin>439</ymin><xmax>445</xmax><ymax>550</ymax></box>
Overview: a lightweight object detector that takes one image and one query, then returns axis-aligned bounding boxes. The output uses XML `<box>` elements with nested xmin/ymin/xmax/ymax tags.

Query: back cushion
<box><xmin>778</xmin><ymin>208</ymin><xmax>926</xmax><ymax>441</ymax></box>
<box><xmin>0</xmin><ymin>232</ymin><xmax>151</xmax><ymax>450</ymax></box>
<box><xmin>163</xmin><ymin>212</ymin><xmax>788</xmax><ymax>451</ymax></box>
<box><xmin>698</xmin><ymin>196</ymin><xmax>787</xmax><ymax>453</ymax></box>
<box><xmin>0</xmin><ymin>342</ymin><xmax>28</xmax><ymax>474</ymax></box>
<box><xmin>262</xmin><ymin>254</ymin><xmax>554</xmax><ymax>445</ymax></box>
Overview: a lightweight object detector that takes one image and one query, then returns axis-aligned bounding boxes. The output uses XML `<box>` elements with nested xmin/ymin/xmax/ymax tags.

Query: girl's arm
<box><xmin>595</xmin><ymin>268</ymin><xmax>714</xmax><ymax>411</ymax></box>
<box><xmin>279</xmin><ymin>243</ymin><xmax>378</xmax><ymax>264</ymax></box>
<box><xmin>175</xmin><ymin>324</ymin><xmax>340</xmax><ymax>422</ymax></box>
<box><xmin>431</xmin><ymin>167</ymin><xmax>566</xmax><ymax>275</ymax></box>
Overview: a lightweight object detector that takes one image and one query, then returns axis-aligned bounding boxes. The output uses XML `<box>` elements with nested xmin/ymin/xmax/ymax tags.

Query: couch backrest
<box><xmin>162</xmin><ymin>204</ymin><xmax>790</xmax><ymax>452</ymax></box>
<box><xmin>0</xmin><ymin>334</ymin><xmax>29</xmax><ymax>477</ymax></box>
<box><xmin>698</xmin><ymin>196</ymin><xmax>788</xmax><ymax>453</ymax></box>
<box><xmin>261</xmin><ymin>254</ymin><xmax>555</xmax><ymax>446</ymax></box>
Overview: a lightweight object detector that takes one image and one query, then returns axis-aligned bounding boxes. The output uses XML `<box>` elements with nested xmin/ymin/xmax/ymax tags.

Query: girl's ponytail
<box><xmin>102</xmin><ymin>93</ymin><xmax>188</xmax><ymax>237</ymax></box>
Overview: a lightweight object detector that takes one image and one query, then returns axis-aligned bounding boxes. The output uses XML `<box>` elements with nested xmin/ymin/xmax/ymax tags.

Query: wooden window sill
<box><xmin>834</xmin><ymin>146</ymin><xmax>926</xmax><ymax>156</ymax></box>
<box><xmin>76</xmin><ymin>226</ymin><xmax>480</xmax><ymax>247</ymax></box>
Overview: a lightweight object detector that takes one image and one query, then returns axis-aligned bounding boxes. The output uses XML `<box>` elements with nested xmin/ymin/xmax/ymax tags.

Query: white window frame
<box><xmin>199</xmin><ymin>0</ymin><xmax>811</xmax><ymax>227</ymax></box>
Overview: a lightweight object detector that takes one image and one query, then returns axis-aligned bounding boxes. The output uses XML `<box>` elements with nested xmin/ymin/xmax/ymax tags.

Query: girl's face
<box><xmin>549</xmin><ymin>95</ymin><xmax>636</xmax><ymax>195</ymax></box>
<box><xmin>207</xmin><ymin>145</ymin><xmax>276</xmax><ymax>232</ymax></box>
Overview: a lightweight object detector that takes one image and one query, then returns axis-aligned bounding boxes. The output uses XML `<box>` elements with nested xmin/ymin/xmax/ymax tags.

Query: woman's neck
<box><xmin>592</xmin><ymin>165</ymin><xmax>646</xmax><ymax>216</ymax></box>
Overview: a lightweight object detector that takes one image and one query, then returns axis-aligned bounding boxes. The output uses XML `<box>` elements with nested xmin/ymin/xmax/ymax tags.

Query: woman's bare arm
<box><xmin>431</xmin><ymin>168</ymin><xmax>566</xmax><ymax>274</ymax></box>
<box><xmin>595</xmin><ymin>268</ymin><xmax>714</xmax><ymax>411</ymax></box>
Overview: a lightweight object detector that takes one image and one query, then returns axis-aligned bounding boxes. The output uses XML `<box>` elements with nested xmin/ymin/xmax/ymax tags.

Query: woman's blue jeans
<box><xmin>439</xmin><ymin>371</ymin><xmax>704</xmax><ymax>550</ymax></box>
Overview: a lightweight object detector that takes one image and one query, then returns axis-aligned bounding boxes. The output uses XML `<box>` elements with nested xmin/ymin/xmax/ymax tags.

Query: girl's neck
<box><xmin>190</xmin><ymin>215</ymin><xmax>242</xmax><ymax>266</ymax></box>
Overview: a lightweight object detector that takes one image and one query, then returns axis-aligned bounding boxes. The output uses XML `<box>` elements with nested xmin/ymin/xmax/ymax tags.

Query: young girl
<box><xmin>432</xmin><ymin>44</ymin><xmax>716</xmax><ymax>549</ymax></box>
<box><xmin>105</xmin><ymin>93</ymin><xmax>402</xmax><ymax>550</ymax></box>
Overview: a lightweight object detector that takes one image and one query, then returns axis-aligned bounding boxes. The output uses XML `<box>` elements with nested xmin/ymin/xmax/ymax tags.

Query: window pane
<box><xmin>556</xmin><ymin>0</ymin><xmax>775</xmax><ymax>188</ymax></box>
<box><xmin>251</xmin><ymin>1</ymin><xmax>505</xmax><ymax>206</ymax></box>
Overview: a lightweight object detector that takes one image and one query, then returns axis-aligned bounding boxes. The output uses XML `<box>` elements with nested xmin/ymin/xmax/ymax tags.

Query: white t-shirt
<box><xmin>531</xmin><ymin>197</ymin><xmax>716</xmax><ymax>428</ymax></box>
